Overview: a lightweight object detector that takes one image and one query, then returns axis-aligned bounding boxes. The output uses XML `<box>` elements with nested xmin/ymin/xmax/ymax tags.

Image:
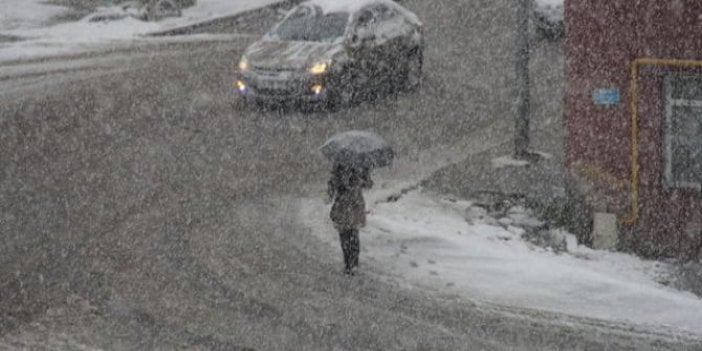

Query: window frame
<box><xmin>663</xmin><ymin>73</ymin><xmax>702</xmax><ymax>191</ymax></box>
<box><xmin>355</xmin><ymin>7</ymin><xmax>377</xmax><ymax>29</ymax></box>
<box><xmin>373</xmin><ymin>4</ymin><xmax>398</xmax><ymax>22</ymax></box>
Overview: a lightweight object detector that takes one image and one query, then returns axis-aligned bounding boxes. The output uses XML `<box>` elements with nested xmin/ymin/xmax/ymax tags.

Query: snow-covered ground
<box><xmin>0</xmin><ymin>0</ymin><xmax>280</xmax><ymax>62</ymax></box>
<box><xmin>299</xmin><ymin>184</ymin><xmax>702</xmax><ymax>337</ymax></box>
<box><xmin>0</xmin><ymin>1</ymin><xmax>67</xmax><ymax>32</ymax></box>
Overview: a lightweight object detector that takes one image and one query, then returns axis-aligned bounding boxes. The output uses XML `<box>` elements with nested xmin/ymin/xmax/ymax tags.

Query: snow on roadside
<box><xmin>299</xmin><ymin>188</ymin><xmax>702</xmax><ymax>336</ymax></box>
<box><xmin>0</xmin><ymin>0</ymin><xmax>68</xmax><ymax>32</ymax></box>
<box><xmin>0</xmin><ymin>0</ymin><xmax>281</xmax><ymax>62</ymax></box>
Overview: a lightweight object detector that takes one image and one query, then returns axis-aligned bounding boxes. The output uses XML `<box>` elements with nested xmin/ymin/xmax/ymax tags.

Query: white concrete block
<box><xmin>592</xmin><ymin>212</ymin><xmax>618</xmax><ymax>250</ymax></box>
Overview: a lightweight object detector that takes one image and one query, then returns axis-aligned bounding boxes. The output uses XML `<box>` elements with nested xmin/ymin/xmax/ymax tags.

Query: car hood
<box><xmin>244</xmin><ymin>39</ymin><xmax>345</xmax><ymax>71</ymax></box>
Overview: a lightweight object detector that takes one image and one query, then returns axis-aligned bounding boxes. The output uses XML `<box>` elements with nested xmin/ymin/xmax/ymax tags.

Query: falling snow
<box><xmin>1</xmin><ymin>0</ymin><xmax>700</xmax><ymax>350</ymax></box>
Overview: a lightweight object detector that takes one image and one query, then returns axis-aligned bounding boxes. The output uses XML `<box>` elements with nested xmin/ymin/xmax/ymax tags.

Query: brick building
<box><xmin>564</xmin><ymin>0</ymin><xmax>702</xmax><ymax>258</ymax></box>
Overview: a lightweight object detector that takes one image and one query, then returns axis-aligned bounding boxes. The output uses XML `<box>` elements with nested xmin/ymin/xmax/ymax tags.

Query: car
<box><xmin>234</xmin><ymin>0</ymin><xmax>424</xmax><ymax>110</ymax></box>
<box><xmin>533</xmin><ymin>0</ymin><xmax>564</xmax><ymax>39</ymax></box>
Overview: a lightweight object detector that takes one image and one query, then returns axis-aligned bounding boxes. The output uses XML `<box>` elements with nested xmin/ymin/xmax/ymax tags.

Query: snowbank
<box><xmin>299</xmin><ymin>188</ymin><xmax>702</xmax><ymax>336</ymax></box>
<box><xmin>0</xmin><ymin>0</ymin><xmax>281</xmax><ymax>62</ymax></box>
<box><xmin>0</xmin><ymin>0</ymin><xmax>68</xmax><ymax>32</ymax></box>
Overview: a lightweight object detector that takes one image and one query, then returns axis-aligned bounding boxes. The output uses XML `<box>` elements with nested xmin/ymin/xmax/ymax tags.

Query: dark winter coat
<box><xmin>328</xmin><ymin>166</ymin><xmax>372</xmax><ymax>230</ymax></box>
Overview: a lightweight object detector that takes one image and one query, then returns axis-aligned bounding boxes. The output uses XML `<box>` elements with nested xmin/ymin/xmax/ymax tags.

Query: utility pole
<box><xmin>515</xmin><ymin>0</ymin><xmax>531</xmax><ymax>159</ymax></box>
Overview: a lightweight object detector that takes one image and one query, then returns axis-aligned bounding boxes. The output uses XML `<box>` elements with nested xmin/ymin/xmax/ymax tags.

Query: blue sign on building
<box><xmin>593</xmin><ymin>88</ymin><xmax>621</xmax><ymax>105</ymax></box>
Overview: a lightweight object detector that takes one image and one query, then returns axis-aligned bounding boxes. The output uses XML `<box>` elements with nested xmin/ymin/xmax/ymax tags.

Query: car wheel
<box><xmin>234</xmin><ymin>95</ymin><xmax>248</xmax><ymax>108</ymax></box>
<box><xmin>239</xmin><ymin>96</ymin><xmax>264</xmax><ymax>110</ymax></box>
<box><xmin>327</xmin><ymin>87</ymin><xmax>354</xmax><ymax>111</ymax></box>
<box><xmin>404</xmin><ymin>48</ymin><xmax>423</xmax><ymax>91</ymax></box>
<box><xmin>254</xmin><ymin>98</ymin><xmax>267</xmax><ymax>111</ymax></box>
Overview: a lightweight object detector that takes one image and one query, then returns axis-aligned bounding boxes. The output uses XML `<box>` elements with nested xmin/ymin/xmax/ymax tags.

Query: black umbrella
<box><xmin>320</xmin><ymin>130</ymin><xmax>394</xmax><ymax>169</ymax></box>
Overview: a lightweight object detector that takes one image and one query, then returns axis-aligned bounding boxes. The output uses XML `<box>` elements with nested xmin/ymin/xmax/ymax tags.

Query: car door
<box><xmin>348</xmin><ymin>6</ymin><xmax>384</xmax><ymax>92</ymax></box>
<box><xmin>370</xmin><ymin>4</ymin><xmax>410</xmax><ymax>86</ymax></box>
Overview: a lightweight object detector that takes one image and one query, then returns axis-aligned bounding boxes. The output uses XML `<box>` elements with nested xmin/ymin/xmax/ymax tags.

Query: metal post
<box><xmin>515</xmin><ymin>0</ymin><xmax>531</xmax><ymax>158</ymax></box>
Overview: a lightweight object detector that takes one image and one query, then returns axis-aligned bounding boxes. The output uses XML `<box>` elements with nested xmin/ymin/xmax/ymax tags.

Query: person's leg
<box><xmin>349</xmin><ymin>228</ymin><xmax>360</xmax><ymax>269</ymax></box>
<box><xmin>338</xmin><ymin>229</ymin><xmax>352</xmax><ymax>272</ymax></box>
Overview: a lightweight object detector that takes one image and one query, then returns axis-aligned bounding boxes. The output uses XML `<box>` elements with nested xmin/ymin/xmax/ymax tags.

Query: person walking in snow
<box><xmin>328</xmin><ymin>164</ymin><xmax>373</xmax><ymax>275</ymax></box>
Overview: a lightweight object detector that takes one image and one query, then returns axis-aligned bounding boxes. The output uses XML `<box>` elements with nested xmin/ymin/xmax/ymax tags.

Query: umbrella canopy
<box><xmin>320</xmin><ymin>130</ymin><xmax>394</xmax><ymax>169</ymax></box>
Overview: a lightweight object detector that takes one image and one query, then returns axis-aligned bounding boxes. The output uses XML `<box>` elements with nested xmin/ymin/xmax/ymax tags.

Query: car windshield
<box><xmin>271</xmin><ymin>7</ymin><xmax>348</xmax><ymax>42</ymax></box>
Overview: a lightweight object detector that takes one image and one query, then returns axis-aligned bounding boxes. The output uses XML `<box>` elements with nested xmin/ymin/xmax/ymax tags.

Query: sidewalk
<box><xmin>423</xmin><ymin>141</ymin><xmax>566</xmax><ymax>218</ymax></box>
<box><xmin>297</xmin><ymin>131</ymin><xmax>702</xmax><ymax>341</ymax></box>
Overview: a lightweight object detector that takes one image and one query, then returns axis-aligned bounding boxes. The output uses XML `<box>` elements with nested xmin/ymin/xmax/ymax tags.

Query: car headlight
<box><xmin>239</xmin><ymin>57</ymin><xmax>249</xmax><ymax>71</ymax></box>
<box><xmin>308</xmin><ymin>61</ymin><xmax>329</xmax><ymax>75</ymax></box>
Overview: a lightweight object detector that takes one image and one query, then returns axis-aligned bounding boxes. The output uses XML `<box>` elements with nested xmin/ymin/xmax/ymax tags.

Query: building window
<box><xmin>664</xmin><ymin>74</ymin><xmax>702</xmax><ymax>190</ymax></box>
